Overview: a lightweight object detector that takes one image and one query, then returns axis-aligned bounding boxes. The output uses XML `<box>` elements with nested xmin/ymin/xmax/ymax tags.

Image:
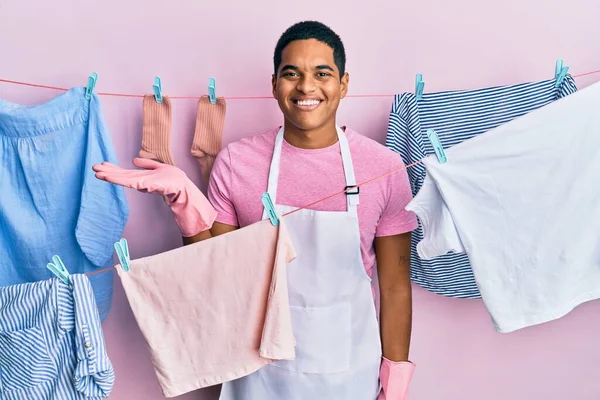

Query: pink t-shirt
<box><xmin>208</xmin><ymin>127</ymin><xmax>418</xmax><ymax>276</ymax></box>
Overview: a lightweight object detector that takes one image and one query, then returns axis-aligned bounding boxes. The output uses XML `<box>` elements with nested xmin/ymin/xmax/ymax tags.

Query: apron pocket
<box><xmin>0</xmin><ymin>326</ymin><xmax>57</xmax><ymax>392</ymax></box>
<box><xmin>273</xmin><ymin>302</ymin><xmax>351</xmax><ymax>374</ymax></box>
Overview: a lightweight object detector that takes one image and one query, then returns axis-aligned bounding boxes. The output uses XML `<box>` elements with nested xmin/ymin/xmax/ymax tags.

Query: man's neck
<box><xmin>283</xmin><ymin>121</ymin><xmax>339</xmax><ymax>150</ymax></box>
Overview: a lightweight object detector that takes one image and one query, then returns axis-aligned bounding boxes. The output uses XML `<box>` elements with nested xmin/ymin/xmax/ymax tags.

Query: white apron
<box><xmin>219</xmin><ymin>126</ymin><xmax>382</xmax><ymax>400</ymax></box>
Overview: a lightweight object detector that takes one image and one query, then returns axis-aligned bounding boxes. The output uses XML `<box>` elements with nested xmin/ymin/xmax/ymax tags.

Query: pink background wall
<box><xmin>2</xmin><ymin>1</ymin><xmax>600</xmax><ymax>399</ymax></box>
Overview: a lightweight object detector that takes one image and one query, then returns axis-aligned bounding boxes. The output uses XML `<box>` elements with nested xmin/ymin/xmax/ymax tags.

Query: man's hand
<box><xmin>93</xmin><ymin>158</ymin><xmax>217</xmax><ymax>238</ymax></box>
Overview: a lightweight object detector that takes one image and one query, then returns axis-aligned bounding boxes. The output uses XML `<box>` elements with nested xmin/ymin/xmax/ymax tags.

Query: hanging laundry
<box><xmin>191</xmin><ymin>95</ymin><xmax>226</xmax><ymax>184</ymax></box>
<box><xmin>139</xmin><ymin>94</ymin><xmax>176</xmax><ymax>165</ymax></box>
<box><xmin>115</xmin><ymin>218</ymin><xmax>297</xmax><ymax>398</ymax></box>
<box><xmin>0</xmin><ymin>274</ymin><xmax>114</xmax><ymax>399</ymax></box>
<box><xmin>405</xmin><ymin>80</ymin><xmax>600</xmax><ymax>333</ymax></box>
<box><xmin>0</xmin><ymin>87</ymin><xmax>129</xmax><ymax>321</ymax></box>
<box><xmin>385</xmin><ymin>75</ymin><xmax>577</xmax><ymax>299</ymax></box>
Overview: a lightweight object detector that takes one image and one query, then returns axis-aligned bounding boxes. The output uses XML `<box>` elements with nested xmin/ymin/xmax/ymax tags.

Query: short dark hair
<box><xmin>273</xmin><ymin>21</ymin><xmax>346</xmax><ymax>79</ymax></box>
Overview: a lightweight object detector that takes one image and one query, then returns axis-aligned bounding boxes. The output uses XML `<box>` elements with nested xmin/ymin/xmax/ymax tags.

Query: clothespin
<box><xmin>85</xmin><ymin>72</ymin><xmax>98</xmax><ymax>100</ymax></box>
<box><xmin>415</xmin><ymin>73</ymin><xmax>425</xmax><ymax>100</ymax></box>
<box><xmin>554</xmin><ymin>59</ymin><xmax>569</xmax><ymax>88</ymax></box>
<box><xmin>114</xmin><ymin>238</ymin><xmax>131</xmax><ymax>272</ymax></box>
<box><xmin>261</xmin><ymin>192</ymin><xmax>279</xmax><ymax>226</ymax></box>
<box><xmin>47</xmin><ymin>255</ymin><xmax>71</xmax><ymax>286</ymax></box>
<box><xmin>426</xmin><ymin>128</ymin><xmax>447</xmax><ymax>164</ymax></box>
<box><xmin>153</xmin><ymin>76</ymin><xmax>163</xmax><ymax>103</ymax></box>
<box><xmin>208</xmin><ymin>77</ymin><xmax>217</xmax><ymax>104</ymax></box>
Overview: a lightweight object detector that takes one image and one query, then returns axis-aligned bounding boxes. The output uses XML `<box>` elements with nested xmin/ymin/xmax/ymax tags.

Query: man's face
<box><xmin>272</xmin><ymin>39</ymin><xmax>348</xmax><ymax>133</ymax></box>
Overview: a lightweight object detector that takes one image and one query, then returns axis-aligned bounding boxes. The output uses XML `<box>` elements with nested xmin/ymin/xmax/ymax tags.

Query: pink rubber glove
<box><xmin>92</xmin><ymin>157</ymin><xmax>217</xmax><ymax>237</ymax></box>
<box><xmin>378</xmin><ymin>357</ymin><xmax>415</xmax><ymax>400</ymax></box>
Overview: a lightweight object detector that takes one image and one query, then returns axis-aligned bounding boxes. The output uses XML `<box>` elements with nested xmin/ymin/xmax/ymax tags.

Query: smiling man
<box><xmin>208</xmin><ymin>21</ymin><xmax>418</xmax><ymax>400</ymax></box>
<box><xmin>93</xmin><ymin>20</ymin><xmax>418</xmax><ymax>400</ymax></box>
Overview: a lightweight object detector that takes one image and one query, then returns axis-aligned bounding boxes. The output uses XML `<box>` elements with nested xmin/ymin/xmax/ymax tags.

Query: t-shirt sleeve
<box><xmin>375</xmin><ymin>158</ymin><xmax>419</xmax><ymax>237</ymax></box>
<box><xmin>404</xmin><ymin>173</ymin><xmax>466</xmax><ymax>259</ymax></box>
<box><xmin>207</xmin><ymin>147</ymin><xmax>239</xmax><ymax>227</ymax></box>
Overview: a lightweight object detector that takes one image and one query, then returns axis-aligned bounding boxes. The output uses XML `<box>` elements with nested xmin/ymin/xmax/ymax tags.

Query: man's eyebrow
<box><xmin>315</xmin><ymin>65</ymin><xmax>334</xmax><ymax>71</ymax></box>
<box><xmin>280</xmin><ymin>64</ymin><xmax>299</xmax><ymax>73</ymax></box>
<box><xmin>279</xmin><ymin>64</ymin><xmax>335</xmax><ymax>73</ymax></box>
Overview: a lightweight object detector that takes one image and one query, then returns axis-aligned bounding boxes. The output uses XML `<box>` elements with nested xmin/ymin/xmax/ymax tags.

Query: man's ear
<box><xmin>340</xmin><ymin>72</ymin><xmax>349</xmax><ymax>99</ymax></box>
<box><xmin>272</xmin><ymin>74</ymin><xmax>277</xmax><ymax>98</ymax></box>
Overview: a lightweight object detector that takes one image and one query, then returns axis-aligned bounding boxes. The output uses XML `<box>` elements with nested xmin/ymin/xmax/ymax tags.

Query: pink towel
<box><xmin>116</xmin><ymin>219</ymin><xmax>296</xmax><ymax>398</ymax></box>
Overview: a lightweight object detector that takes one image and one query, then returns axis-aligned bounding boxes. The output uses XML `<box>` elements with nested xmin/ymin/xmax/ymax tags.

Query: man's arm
<box><xmin>182</xmin><ymin>222</ymin><xmax>239</xmax><ymax>245</ymax></box>
<box><xmin>375</xmin><ymin>232</ymin><xmax>412</xmax><ymax>361</ymax></box>
<box><xmin>182</xmin><ymin>145</ymin><xmax>241</xmax><ymax>245</ymax></box>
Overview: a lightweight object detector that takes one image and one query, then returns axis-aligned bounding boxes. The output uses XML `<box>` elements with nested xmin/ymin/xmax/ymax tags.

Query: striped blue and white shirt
<box><xmin>385</xmin><ymin>75</ymin><xmax>578</xmax><ymax>298</ymax></box>
<box><xmin>0</xmin><ymin>274</ymin><xmax>114</xmax><ymax>399</ymax></box>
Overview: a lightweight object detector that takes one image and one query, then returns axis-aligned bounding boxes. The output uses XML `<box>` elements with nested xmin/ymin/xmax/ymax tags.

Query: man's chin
<box><xmin>284</xmin><ymin>117</ymin><xmax>329</xmax><ymax>133</ymax></box>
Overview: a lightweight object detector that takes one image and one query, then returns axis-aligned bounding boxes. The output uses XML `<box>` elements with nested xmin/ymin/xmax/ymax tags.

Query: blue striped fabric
<box><xmin>385</xmin><ymin>76</ymin><xmax>578</xmax><ymax>298</ymax></box>
<box><xmin>0</xmin><ymin>274</ymin><xmax>114</xmax><ymax>399</ymax></box>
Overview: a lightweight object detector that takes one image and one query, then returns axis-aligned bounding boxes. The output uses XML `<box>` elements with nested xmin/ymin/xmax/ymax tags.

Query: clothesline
<box><xmin>16</xmin><ymin>66</ymin><xmax>590</xmax><ymax>277</ymax></box>
<box><xmin>86</xmin><ymin>157</ymin><xmax>424</xmax><ymax>277</ymax></box>
<box><xmin>1</xmin><ymin>67</ymin><xmax>600</xmax><ymax>100</ymax></box>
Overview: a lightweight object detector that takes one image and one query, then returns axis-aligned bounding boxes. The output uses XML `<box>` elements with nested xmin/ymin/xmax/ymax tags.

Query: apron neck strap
<box><xmin>265</xmin><ymin>126</ymin><xmax>359</xmax><ymax>210</ymax></box>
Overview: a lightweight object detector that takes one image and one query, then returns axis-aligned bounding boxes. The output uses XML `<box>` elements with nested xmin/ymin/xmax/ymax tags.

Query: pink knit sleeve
<box><xmin>207</xmin><ymin>147</ymin><xmax>239</xmax><ymax>227</ymax></box>
<box><xmin>376</xmin><ymin>157</ymin><xmax>418</xmax><ymax>237</ymax></box>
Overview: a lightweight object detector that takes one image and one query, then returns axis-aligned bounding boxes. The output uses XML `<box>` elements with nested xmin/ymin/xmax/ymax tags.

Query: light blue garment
<box><xmin>0</xmin><ymin>274</ymin><xmax>115</xmax><ymax>399</ymax></box>
<box><xmin>0</xmin><ymin>87</ymin><xmax>129</xmax><ymax>321</ymax></box>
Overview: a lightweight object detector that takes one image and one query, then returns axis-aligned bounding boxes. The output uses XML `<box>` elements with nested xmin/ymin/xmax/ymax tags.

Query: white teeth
<box><xmin>297</xmin><ymin>100</ymin><xmax>320</xmax><ymax>106</ymax></box>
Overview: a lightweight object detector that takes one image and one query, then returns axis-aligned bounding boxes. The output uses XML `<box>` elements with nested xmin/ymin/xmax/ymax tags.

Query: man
<box><xmin>94</xmin><ymin>20</ymin><xmax>417</xmax><ymax>400</ymax></box>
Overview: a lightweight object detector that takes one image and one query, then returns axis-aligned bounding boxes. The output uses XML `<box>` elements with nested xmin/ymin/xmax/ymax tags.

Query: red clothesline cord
<box><xmin>283</xmin><ymin>159</ymin><xmax>425</xmax><ymax>216</ymax></box>
<box><xmin>85</xmin><ymin>158</ymin><xmax>426</xmax><ymax>277</ymax></box>
<box><xmin>9</xmin><ymin>66</ymin><xmax>592</xmax><ymax>276</ymax></box>
<box><xmin>1</xmin><ymin>69</ymin><xmax>599</xmax><ymax>100</ymax></box>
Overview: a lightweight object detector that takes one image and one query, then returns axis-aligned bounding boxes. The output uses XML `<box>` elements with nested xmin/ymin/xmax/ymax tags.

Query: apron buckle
<box><xmin>344</xmin><ymin>185</ymin><xmax>360</xmax><ymax>195</ymax></box>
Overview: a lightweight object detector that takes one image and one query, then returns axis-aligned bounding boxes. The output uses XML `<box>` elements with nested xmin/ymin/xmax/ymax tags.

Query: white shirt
<box><xmin>406</xmin><ymin>81</ymin><xmax>600</xmax><ymax>333</ymax></box>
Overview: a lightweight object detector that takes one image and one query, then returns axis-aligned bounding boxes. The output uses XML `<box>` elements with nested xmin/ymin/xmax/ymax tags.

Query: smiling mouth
<box><xmin>293</xmin><ymin>99</ymin><xmax>322</xmax><ymax>110</ymax></box>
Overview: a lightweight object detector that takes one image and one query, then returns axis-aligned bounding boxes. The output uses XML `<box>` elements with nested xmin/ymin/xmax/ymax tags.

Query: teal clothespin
<box><xmin>554</xmin><ymin>59</ymin><xmax>569</xmax><ymax>88</ymax></box>
<box><xmin>47</xmin><ymin>255</ymin><xmax>71</xmax><ymax>286</ymax></box>
<box><xmin>153</xmin><ymin>76</ymin><xmax>163</xmax><ymax>103</ymax></box>
<box><xmin>114</xmin><ymin>238</ymin><xmax>131</xmax><ymax>272</ymax></box>
<box><xmin>415</xmin><ymin>73</ymin><xmax>425</xmax><ymax>100</ymax></box>
<box><xmin>261</xmin><ymin>192</ymin><xmax>279</xmax><ymax>226</ymax></box>
<box><xmin>427</xmin><ymin>128</ymin><xmax>447</xmax><ymax>164</ymax></box>
<box><xmin>85</xmin><ymin>72</ymin><xmax>98</xmax><ymax>100</ymax></box>
<box><xmin>208</xmin><ymin>77</ymin><xmax>217</xmax><ymax>104</ymax></box>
